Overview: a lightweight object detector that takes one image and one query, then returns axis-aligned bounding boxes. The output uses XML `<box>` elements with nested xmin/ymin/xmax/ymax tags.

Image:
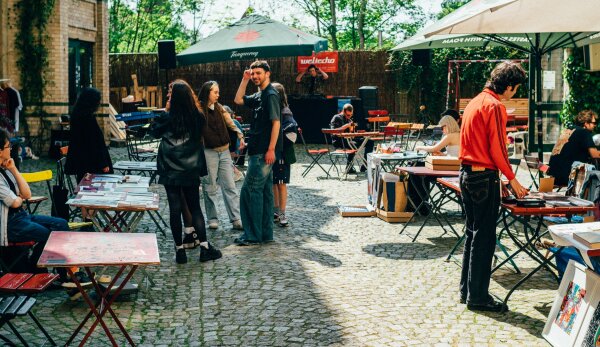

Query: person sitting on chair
<box><xmin>415</xmin><ymin>115</ymin><xmax>461</xmax><ymax>156</ymax></box>
<box><xmin>0</xmin><ymin>128</ymin><xmax>73</xmax><ymax>279</ymax></box>
<box><xmin>548</xmin><ymin>109</ymin><xmax>600</xmax><ymax>186</ymax></box>
<box><xmin>329</xmin><ymin>103</ymin><xmax>374</xmax><ymax>173</ymax></box>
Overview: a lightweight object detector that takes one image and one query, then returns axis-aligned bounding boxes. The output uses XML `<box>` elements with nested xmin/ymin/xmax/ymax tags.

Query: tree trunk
<box><xmin>329</xmin><ymin>0</ymin><xmax>338</xmax><ymax>50</ymax></box>
<box><xmin>358</xmin><ymin>0</ymin><xmax>367</xmax><ymax>49</ymax></box>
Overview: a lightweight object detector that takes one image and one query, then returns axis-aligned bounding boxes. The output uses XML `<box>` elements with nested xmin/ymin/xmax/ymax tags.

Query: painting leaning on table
<box><xmin>555</xmin><ymin>281</ymin><xmax>586</xmax><ymax>335</ymax></box>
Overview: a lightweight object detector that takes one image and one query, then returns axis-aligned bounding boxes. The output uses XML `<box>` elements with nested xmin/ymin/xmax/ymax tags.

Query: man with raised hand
<box><xmin>234</xmin><ymin>61</ymin><xmax>281</xmax><ymax>245</ymax></box>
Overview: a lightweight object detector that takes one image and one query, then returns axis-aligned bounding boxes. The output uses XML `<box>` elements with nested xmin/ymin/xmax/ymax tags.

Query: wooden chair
<box><xmin>21</xmin><ymin>170</ymin><xmax>53</xmax><ymax>215</ymax></box>
<box><xmin>367</xmin><ymin>110</ymin><xmax>390</xmax><ymax>132</ymax></box>
<box><xmin>299</xmin><ymin>128</ymin><xmax>330</xmax><ymax>178</ymax></box>
<box><xmin>322</xmin><ymin>128</ymin><xmax>356</xmax><ymax>177</ymax></box>
<box><xmin>0</xmin><ymin>273</ymin><xmax>58</xmax><ymax>346</ymax></box>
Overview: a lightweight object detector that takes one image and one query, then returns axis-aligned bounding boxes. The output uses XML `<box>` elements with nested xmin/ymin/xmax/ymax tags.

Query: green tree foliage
<box><xmin>561</xmin><ymin>49</ymin><xmax>600</xmax><ymax>125</ymax></box>
<box><xmin>389</xmin><ymin>46</ymin><xmax>527</xmax><ymax>117</ymax></box>
<box><xmin>109</xmin><ymin>0</ymin><xmax>210</xmax><ymax>53</ymax></box>
<box><xmin>292</xmin><ymin>0</ymin><xmax>427</xmax><ymax>51</ymax></box>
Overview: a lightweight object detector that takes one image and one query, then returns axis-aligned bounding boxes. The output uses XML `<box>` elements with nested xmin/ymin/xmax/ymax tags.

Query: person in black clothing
<box><xmin>150</xmin><ymin>80</ymin><xmax>221</xmax><ymax>264</ymax></box>
<box><xmin>295</xmin><ymin>64</ymin><xmax>329</xmax><ymax>95</ymax></box>
<box><xmin>329</xmin><ymin>104</ymin><xmax>373</xmax><ymax>173</ymax></box>
<box><xmin>65</xmin><ymin>87</ymin><xmax>113</xmax><ymax>183</ymax></box>
<box><xmin>549</xmin><ymin>109</ymin><xmax>600</xmax><ymax>186</ymax></box>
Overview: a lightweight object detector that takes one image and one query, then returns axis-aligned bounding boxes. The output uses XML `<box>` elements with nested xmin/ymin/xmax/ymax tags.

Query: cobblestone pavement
<box><xmin>4</xmin><ymin>145</ymin><xmax>555</xmax><ymax>346</ymax></box>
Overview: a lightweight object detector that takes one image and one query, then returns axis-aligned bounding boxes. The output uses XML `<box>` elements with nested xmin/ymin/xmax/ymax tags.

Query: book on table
<box><xmin>573</xmin><ymin>231</ymin><xmax>600</xmax><ymax>248</ymax></box>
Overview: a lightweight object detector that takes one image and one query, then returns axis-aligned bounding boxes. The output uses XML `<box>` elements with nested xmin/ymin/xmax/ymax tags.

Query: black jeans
<box><xmin>459</xmin><ymin>167</ymin><xmax>500</xmax><ymax>304</ymax></box>
<box><xmin>165</xmin><ymin>185</ymin><xmax>207</xmax><ymax>246</ymax></box>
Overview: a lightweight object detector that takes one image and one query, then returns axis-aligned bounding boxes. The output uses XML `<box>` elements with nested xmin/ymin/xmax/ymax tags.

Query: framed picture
<box><xmin>575</xmin><ymin>270</ymin><xmax>600</xmax><ymax>347</ymax></box>
<box><xmin>543</xmin><ymin>260</ymin><xmax>599</xmax><ymax>347</ymax></box>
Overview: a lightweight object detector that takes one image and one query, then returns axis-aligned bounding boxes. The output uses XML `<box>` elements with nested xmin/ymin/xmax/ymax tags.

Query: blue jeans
<box><xmin>7</xmin><ymin>210</ymin><xmax>70</xmax><ymax>265</ymax></box>
<box><xmin>459</xmin><ymin>167</ymin><xmax>500</xmax><ymax>305</ymax></box>
<box><xmin>202</xmin><ymin>148</ymin><xmax>241</xmax><ymax>223</ymax></box>
<box><xmin>239</xmin><ymin>154</ymin><xmax>274</xmax><ymax>242</ymax></box>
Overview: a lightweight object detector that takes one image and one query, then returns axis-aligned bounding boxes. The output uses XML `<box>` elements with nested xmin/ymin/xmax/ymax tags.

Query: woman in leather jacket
<box><xmin>150</xmin><ymin>80</ymin><xmax>221</xmax><ymax>264</ymax></box>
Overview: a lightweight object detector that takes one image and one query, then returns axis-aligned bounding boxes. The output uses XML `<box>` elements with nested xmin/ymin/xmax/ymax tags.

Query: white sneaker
<box><xmin>208</xmin><ymin>221</ymin><xmax>219</xmax><ymax>229</ymax></box>
<box><xmin>278</xmin><ymin>213</ymin><xmax>289</xmax><ymax>227</ymax></box>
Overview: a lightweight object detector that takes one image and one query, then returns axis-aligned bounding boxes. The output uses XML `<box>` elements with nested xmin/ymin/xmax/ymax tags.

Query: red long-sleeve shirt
<box><xmin>459</xmin><ymin>89</ymin><xmax>515</xmax><ymax>181</ymax></box>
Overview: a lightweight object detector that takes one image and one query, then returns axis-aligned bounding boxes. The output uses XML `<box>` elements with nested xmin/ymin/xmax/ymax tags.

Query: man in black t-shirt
<box><xmin>234</xmin><ymin>60</ymin><xmax>281</xmax><ymax>245</ymax></box>
<box><xmin>549</xmin><ymin>110</ymin><xmax>600</xmax><ymax>186</ymax></box>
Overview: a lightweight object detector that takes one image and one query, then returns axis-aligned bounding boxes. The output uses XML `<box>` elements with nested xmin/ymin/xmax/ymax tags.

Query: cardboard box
<box><xmin>425</xmin><ymin>162</ymin><xmax>461</xmax><ymax>171</ymax></box>
<box><xmin>375</xmin><ymin>208</ymin><xmax>413</xmax><ymax>223</ymax></box>
<box><xmin>425</xmin><ymin>156</ymin><xmax>460</xmax><ymax>171</ymax></box>
<box><xmin>338</xmin><ymin>205</ymin><xmax>376</xmax><ymax>217</ymax></box>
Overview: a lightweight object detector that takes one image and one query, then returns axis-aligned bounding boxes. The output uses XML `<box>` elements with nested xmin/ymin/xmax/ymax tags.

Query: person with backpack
<box><xmin>271</xmin><ymin>82</ymin><xmax>297</xmax><ymax>227</ymax></box>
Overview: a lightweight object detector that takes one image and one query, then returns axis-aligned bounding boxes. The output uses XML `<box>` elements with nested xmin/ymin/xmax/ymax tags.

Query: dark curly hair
<box><xmin>484</xmin><ymin>61</ymin><xmax>526</xmax><ymax>94</ymax></box>
<box><xmin>71</xmin><ymin>87</ymin><xmax>101</xmax><ymax>119</ymax></box>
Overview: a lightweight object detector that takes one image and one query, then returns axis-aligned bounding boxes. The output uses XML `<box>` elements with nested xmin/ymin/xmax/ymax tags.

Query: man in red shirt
<box><xmin>459</xmin><ymin>61</ymin><xmax>528</xmax><ymax>313</ymax></box>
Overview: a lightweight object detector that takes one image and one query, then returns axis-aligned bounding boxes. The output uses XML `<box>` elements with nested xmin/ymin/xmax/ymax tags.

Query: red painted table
<box><xmin>38</xmin><ymin>231</ymin><xmax>160</xmax><ymax>346</ymax></box>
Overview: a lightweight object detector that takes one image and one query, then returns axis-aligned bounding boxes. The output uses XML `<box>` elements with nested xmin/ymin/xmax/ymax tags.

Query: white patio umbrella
<box><xmin>411</xmin><ymin>0</ymin><xmax>600</xmax><ymax>158</ymax></box>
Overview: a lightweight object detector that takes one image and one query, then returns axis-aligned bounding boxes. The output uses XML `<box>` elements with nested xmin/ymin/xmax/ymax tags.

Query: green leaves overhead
<box><xmin>109</xmin><ymin>0</ymin><xmax>211</xmax><ymax>53</ymax></box>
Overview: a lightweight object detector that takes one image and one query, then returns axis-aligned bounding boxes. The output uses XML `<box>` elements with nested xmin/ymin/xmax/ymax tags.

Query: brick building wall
<box><xmin>0</xmin><ymin>0</ymin><xmax>109</xmax><ymax>147</ymax></box>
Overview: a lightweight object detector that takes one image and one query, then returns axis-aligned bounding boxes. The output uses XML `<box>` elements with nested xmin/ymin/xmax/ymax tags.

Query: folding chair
<box><xmin>509</xmin><ymin>158</ymin><xmax>521</xmax><ymax>176</ymax></box>
<box><xmin>524</xmin><ymin>154</ymin><xmax>550</xmax><ymax>189</ymax></box>
<box><xmin>0</xmin><ymin>273</ymin><xmax>59</xmax><ymax>346</ymax></box>
<box><xmin>366</xmin><ymin>110</ymin><xmax>390</xmax><ymax>132</ymax></box>
<box><xmin>126</xmin><ymin>128</ymin><xmax>158</xmax><ymax>162</ymax></box>
<box><xmin>21</xmin><ymin>170</ymin><xmax>53</xmax><ymax>215</ymax></box>
<box><xmin>299</xmin><ymin>128</ymin><xmax>330</xmax><ymax>178</ymax></box>
<box><xmin>322</xmin><ymin>128</ymin><xmax>356</xmax><ymax>178</ymax></box>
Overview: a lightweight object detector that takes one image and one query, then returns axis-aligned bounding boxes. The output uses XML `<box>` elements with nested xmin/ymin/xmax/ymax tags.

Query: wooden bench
<box><xmin>0</xmin><ymin>273</ymin><xmax>58</xmax><ymax>346</ymax></box>
<box><xmin>459</xmin><ymin>98</ymin><xmax>529</xmax><ymax>125</ymax></box>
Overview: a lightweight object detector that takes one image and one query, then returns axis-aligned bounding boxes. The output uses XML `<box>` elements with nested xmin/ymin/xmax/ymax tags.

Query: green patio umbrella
<box><xmin>177</xmin><ymin>14</ymin><xmax>328</xmax><ymax>65</ymax></box>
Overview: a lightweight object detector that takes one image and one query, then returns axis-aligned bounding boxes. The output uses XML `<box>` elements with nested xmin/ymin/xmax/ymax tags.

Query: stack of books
<box><xmin>573</xmin><ymin>231</ymin><xmax>600</xmax><ymax>249</ymax></box>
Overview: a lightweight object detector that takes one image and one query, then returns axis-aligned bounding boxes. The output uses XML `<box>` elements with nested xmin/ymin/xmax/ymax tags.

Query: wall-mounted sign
<box><xmin>297</xmin><ymin>52</ymin><xmax>339</xmax><ymax>73</ymax></box>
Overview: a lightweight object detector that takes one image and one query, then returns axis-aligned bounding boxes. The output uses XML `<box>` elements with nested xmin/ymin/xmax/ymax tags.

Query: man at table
<box><xmin>459</xmin><ymin>61</ymin><xmax>528</xmax><ymax>312</ymax></box>
<box><xmin>295</xmin><ymin>64</ymin><xmax>329</xmax><ymax>95</ymax></box>
<box><xmin>329</xmin><ymin>103</ymin><xmax>374</xmax><ymax>173</ymax></box>
<box><xmin>548</xmin><ymin>110</ymin><xmax>600</xmax><ymax>186</ymax></box>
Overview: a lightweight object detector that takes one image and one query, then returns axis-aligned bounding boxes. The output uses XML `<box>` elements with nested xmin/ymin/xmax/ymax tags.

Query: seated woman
<box><xmin>548</xmin><ymin>109</ymin><xmax>600</xmax><ymax>186</ymax></box>
<box><xmin>0</xmin><ymin>128</ymin><xmax>70</xmax><ymax>275</ymax></box>
<box><xmin>415</xmin><ymin>115</ymin><xmax>460</xmax><ymax>156</ymax></box>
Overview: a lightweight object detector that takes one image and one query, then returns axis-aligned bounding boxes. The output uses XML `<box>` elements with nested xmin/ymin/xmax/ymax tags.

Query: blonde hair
<box><xmin>438</xmin><ymin>115</ymin><xmax>460</xmax><ymax>133</ymax></box>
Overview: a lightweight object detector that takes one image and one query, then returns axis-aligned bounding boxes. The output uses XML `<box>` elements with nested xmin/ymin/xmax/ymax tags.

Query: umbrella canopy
<box><xmin>177</xmin><ymin>14</ymin><xmax>328</xmax><ymax>65</ymax></box>
<box><xmin>422</xmin><ymin>0</ymin><xmax>600</xmax><ymax>37</ymax></box>
<box><xmin>392</xmin><ymin>32</ymin><xmax>600</xmax><ymax>51</ymax></box>
<box><xmin>394</xmin><ymin>0</ymin><xmax>600</xmax><ymax>157</ymax></box>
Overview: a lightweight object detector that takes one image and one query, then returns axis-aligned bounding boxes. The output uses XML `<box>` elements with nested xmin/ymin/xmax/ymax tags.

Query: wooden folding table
<box><xmin>38</xmin><ymin>231</ymin><xmax>160</xmax><ymax>346</ymax></box>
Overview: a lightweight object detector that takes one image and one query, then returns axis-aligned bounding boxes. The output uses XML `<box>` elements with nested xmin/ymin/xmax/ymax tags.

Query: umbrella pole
<box><xmin>534</xmin><ymin>34</ymin><xmax>544</xmax><ymax>162</ymax></box>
